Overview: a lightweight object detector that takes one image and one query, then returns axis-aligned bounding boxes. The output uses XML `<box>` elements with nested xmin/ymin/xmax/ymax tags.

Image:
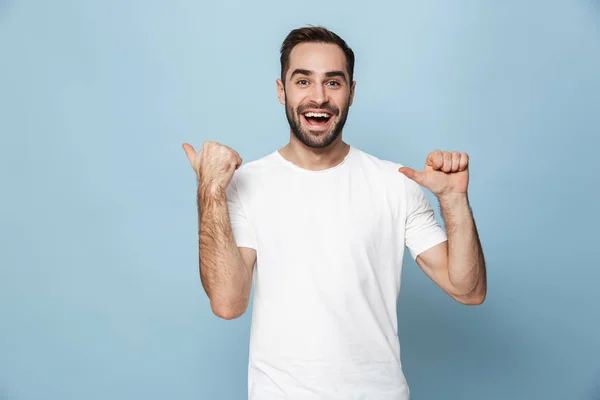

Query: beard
<box><xmin>284</xmin><ymin>93</ymin><xmax>351</xmax><ymax>149</ymax></box>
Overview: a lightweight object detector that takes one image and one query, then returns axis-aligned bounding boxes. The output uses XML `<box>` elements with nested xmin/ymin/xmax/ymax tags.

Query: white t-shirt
<box><xmin>225</xmin><ymin>145</ymin><xmax>448</xmax><ymax>400</ymax></box>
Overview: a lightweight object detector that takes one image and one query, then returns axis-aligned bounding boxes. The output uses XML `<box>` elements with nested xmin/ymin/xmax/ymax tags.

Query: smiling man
<box><xmin>183</xmin><ymin>26</ymin><xmax>487</xmax><ymax>400</ymax></box>
<box><xmin>280</xmin><ymin>43</ymin><xmax>352</xmax><ymax>150</ymax></box>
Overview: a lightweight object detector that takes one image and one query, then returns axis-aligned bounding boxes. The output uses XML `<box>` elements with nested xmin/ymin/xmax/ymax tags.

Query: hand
<box><xmin>182</xmin><ymin>141</ymin><xmax>242</xmax><ymax>194</ymax></box>
<box><xmin>398</xmin><ymin>150</ymin><xmax>470</xmax><ymax>197</ymax></box>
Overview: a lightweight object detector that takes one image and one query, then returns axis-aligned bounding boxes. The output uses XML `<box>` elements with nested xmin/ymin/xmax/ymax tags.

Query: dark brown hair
<box><xmin>280</xmin><ymin>26</ymin><xmax>355</xmax><ymax>84</ymax></box>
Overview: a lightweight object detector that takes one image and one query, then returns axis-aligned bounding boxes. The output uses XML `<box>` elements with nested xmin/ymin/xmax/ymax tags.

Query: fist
<box><xmin>182</xmin><ymin>141</ymin><xmax>242</xmax><ymax>194</ymax></box>
<box><xmin>398</xmin><ymin>150</ymin><xmax>470</xmax><ymax>197</ymax></box>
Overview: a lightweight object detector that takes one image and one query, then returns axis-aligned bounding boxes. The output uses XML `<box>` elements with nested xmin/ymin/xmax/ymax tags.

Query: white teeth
<box><xmin>304</xmin><ymin>112</ymin><xmax>330</xmax><ymax>118</ymax></box>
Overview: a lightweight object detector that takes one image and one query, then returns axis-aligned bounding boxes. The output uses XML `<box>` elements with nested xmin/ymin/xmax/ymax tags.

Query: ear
<box><xmin>349</xmin><ymin>80</ymin><xmax>356</xmax><ymax>106</ymax></box>
<box><xmin>276</xmin><ymin>78</ymin><xmax>285</xmax><ymax>105</ymax></box>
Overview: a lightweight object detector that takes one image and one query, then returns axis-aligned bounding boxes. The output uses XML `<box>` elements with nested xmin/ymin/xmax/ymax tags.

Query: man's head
<box><xmin>277</xmin><ymin>26</ymin><xmax>356</xmax><ymax>149</ymax></box>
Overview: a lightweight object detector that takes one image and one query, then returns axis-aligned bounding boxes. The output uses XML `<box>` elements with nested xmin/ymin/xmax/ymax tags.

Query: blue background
<box><xmin>1</xmin><ymin>1</ymin><xmax>599</xmax><ymax>399</ymax></box>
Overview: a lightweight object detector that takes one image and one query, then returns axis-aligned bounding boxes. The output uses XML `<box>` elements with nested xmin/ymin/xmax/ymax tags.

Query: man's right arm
<box><xmin>183</xmin><ymin>141</ymin><xmax>257</xmax><ymax>320</ymax></box>
<box><xmin>198</xmin><ymin>186</ymin><xmax>257</xmax><ymax>319</ymax></box>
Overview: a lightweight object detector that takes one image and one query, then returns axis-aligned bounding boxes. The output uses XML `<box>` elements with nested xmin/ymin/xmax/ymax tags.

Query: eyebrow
<box><xmin>290</xmin><ymin>69</ymin><xmax>348</xmax><ymax>83</ymax></box>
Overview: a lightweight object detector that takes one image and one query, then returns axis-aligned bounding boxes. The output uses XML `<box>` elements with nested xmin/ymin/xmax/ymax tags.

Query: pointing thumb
<box><xmin>398</xmin><ymin>167</ymin><xmax>423</xmax><ymax>184</ymax></box>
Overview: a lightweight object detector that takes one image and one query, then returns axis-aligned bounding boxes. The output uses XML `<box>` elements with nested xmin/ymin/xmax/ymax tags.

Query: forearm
<box><xmin>439</xmin><ymin>193</ymin><xmax>486</xmax><ymax>297</ymax></box>
<box><xmin>197</xmin><ymin>185</ymin><xmax>252</xmax><ymax>316</ymax></box>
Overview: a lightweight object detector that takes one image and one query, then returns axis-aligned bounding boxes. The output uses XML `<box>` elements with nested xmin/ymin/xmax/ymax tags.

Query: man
<box><xmin>183</xmin><ymin>26</ymin><xmax>486</xmax><ymax>399</ymax></box>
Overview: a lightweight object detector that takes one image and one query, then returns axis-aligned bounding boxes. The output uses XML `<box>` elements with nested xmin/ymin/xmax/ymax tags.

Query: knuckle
<box><xmin>224</xmin><ymin>150</ymin><xmax>235</xmax><ymax>161</ymax></box>
<box><xmin>204</xmin><ymin>141</ymin><xmax>220</xmax><ymax>152</ymax></box>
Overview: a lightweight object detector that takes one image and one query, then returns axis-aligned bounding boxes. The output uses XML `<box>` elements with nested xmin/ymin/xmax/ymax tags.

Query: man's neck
<box><xmin>278</xmin><ymin>135</ymin><xmax>350</xmax><ymax>171</ymax></box>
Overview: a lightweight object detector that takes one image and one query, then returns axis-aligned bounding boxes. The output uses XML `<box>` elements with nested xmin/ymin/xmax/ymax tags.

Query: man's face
<box><xmin>277</xmin><ymin>42</ymin><xmax>355</xmax><ymax>149</ymax></box>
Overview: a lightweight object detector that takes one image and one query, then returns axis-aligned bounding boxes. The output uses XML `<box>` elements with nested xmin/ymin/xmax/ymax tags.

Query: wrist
<box><xmin>437</xmin><ymin>192</ymin><xmax>469</xmax><ymax>207</ymax></box>
<box><xmin>198</xmin><ymin>180</ymin><xmax>226</xmax><ymax>201</ymax></box>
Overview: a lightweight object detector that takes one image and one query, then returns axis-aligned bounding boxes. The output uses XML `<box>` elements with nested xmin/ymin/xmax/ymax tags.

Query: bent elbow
<box><xmin>214</xmin><ymin>308</ymin><xmax>245</xmax><ymax>320</ymax></box>
<box><xmin>463</xmin><ymin>295</ymin><xmax>486</xmax><ymax>306</ymax></box>
<box><xmin>210</xmin><ymin>301</ymin><xmax>247</xmax><ymax>320</ymax></box>
<box><xmin>458</xmin><ymin>290</ymin><xmax>486</xmax><ymax>306</ymax></box>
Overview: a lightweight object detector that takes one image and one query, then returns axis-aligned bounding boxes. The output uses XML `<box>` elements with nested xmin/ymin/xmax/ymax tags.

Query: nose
<box><xmin>308</xmin><ymin>83</ymin><xmax>327</xmax><ymax>105</ymax></box>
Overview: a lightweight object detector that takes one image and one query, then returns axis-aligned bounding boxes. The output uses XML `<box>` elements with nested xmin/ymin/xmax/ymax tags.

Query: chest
<box><xmin>247</xmin><ymin>174</ymin><xmax>403</xmax><ymax>259</ymax></box>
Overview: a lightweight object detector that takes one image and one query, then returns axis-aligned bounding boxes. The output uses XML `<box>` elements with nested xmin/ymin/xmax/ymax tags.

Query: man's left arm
<box><xmin>418</xmin><ymin>193</ymin><xmax>486</xmax><ymax>305</ymax></box>
<box><xmin>399</xmin><ymin>150</ymin><xmax>487</xmax><ymax>305</ymax></box>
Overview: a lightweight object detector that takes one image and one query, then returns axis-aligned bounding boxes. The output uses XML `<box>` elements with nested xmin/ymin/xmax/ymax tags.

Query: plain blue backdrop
<box><xmin>1</xmin><ymin>1</ymin><xmax>599</xmax><ymax>399</ymax></box>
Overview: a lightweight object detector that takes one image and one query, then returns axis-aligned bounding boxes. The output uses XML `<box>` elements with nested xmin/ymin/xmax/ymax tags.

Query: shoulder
<box><xmin>350</xmin><ymin>146</ymin><xmax>411</xmax><ymax>187</ymax></box>
<box><xmin>237</xmin><ymin>151</ymin><xmax>278</xmax><ymax>175</ymax></box>
<box><xmin>229</xmin><ymin>150</ymin><xmax>279</xmax><ymax>193</ymax></box>
<box><xmin>351</xmin><ymin>146</ymin><xmax>431</xmax><ymax>207</ymax></box>
<box><xmin>351</xmin><ymin>146</ymin><xmax>402</xmax><ymax>170</ymax></box>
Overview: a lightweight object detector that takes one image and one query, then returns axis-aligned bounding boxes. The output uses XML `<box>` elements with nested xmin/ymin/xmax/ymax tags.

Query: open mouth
<box><xmin>302</xmin><ymin>111</ymin><xmax>333</xmax><ymax>129</ymax></box>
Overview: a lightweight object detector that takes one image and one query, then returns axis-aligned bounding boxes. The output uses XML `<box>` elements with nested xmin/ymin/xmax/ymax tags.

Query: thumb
<box><xmin>182</xmin><ymin>143</ymin><xmax>197</xmax><ymax>164</ymax></box>
<box><xmin>398</xmin><ymin>166</ymin><xmax>424</xmax><ymax>184</ymax></box>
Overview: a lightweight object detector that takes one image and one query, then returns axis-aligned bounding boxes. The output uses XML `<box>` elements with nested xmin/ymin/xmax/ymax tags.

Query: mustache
<box><xmin>297</xmin><ymin>103</ymin><xmax>339</xmax><ymax>116</ymax></box>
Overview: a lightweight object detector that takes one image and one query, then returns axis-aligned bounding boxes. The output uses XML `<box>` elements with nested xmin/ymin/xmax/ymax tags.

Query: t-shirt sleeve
<box><xmin>403</xmin><ymin>175</ymin><xmax>448</xmax><ymax>260</ymax></box>
<box><xmin>226</xmin><ymin>175</ymin><xmax>258</xmax><ymax>250</ymax></box>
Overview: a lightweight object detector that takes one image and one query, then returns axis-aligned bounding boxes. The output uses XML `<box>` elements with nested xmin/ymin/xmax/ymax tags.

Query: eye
<box><xmin>326</xmin><ymin>81</ymin><xmax>341</xmax><ymax>87</ymax></box>
<box><xmin>297</xmin><ymin>79</ymin><xmax>309</xmax><ymax>86</ymax></box>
